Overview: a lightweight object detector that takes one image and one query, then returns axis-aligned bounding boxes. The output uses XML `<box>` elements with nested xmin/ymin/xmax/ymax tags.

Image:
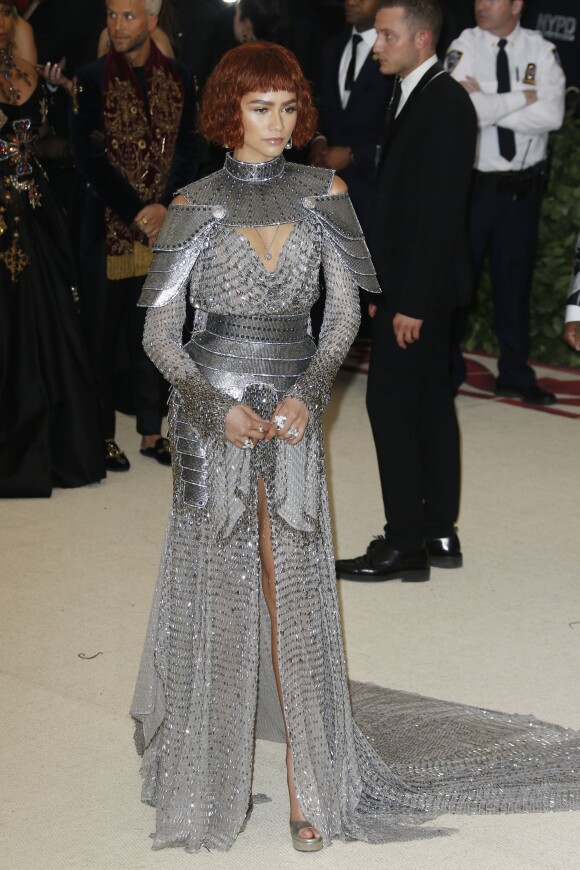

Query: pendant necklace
<box><xmin>254</xmin><ymin>224</ymin><xmax>281</xmax><ymax>261</ymax></box>
<box><xmin>0</xmin><ymin>43</ymin><xmax>31</xmax><ymax>105</ymax></box>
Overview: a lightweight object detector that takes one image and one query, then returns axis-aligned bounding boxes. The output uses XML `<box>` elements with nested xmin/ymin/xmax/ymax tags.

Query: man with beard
<box><xmin>70</xmin><ymin>0</ymin><xmax>197</xmax><ymax>472</ymax></box>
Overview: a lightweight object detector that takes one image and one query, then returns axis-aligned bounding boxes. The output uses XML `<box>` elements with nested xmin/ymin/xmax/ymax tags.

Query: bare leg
<box><xmin>257</xmin><ymin>475</ymin><xmax>320</xmax><ymax>841</ymax></box>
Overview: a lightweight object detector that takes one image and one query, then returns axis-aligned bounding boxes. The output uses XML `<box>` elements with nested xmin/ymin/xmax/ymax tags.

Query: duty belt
<box><xmin>473</xmin><ymin>160</ymin><xmax>547</xmax><ymax>196</ymax></box>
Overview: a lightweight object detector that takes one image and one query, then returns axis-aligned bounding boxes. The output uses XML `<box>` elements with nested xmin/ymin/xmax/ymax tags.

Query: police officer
<box><xmin>447</xmin><ymin>0</ymin><xmax>565</xmax><ymax>404</ymax></box>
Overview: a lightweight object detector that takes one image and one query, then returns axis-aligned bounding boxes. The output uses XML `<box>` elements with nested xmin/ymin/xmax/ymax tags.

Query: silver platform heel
<box><xmin>289</xmin><ymin>820</ymin><xmax>323</xmax><ymax>852</ymax></box>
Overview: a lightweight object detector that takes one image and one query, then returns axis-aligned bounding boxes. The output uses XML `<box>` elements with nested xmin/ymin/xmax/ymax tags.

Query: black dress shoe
<box><xmin>140</xmin><ymin>437</ymin><xmax>171</xmax><ymax>466</ymax></box>
<box><xmin>336</xmin><ymin>538</ymin><xmax>430</xmax><ymax>582</ymax></box>
<box><xmin>425</xmin><ymin>533</ymin><xmax>463</xmax><ymax>569</ymax></box>
<box><xmin>105</xmin><ymin>440</ymin><xmax>131</xmax><ymax>471</ymax></box>
<box><xmin>494</xmin><ymin>382</ymin><xmax>556</xmax><ymax>405</ymax></box>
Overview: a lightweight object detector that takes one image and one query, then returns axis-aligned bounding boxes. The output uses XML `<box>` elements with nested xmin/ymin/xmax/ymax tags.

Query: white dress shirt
<box><xmin>565</xmin><ymin>231</ymin><xmax>580</xmax><ymax>323</ymax></box>
<box><xmin>396</xmin><ymin>54</ymin><xmax>440</xmax><ymax>116</ymax></box>
<box><xmin>338</xmin><ymin>26</ymin><xmax>376</xmax><ymax>108</ymax></box>
<box><xmin>447</xmin><ymin>24</ymin><xmax>565</xmax><ymax>171</ymax></box>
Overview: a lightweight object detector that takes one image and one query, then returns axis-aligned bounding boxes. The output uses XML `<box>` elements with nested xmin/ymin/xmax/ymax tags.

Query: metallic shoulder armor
<box><xmin>138</xmin><ymin>204</ymin><xmax>217</xmax><ymax>307</ymax></box>
<box><xmin>139</xmin><ymin>156</ymin><xmax>380</xmax><ymax>307</ymax></box>
<box><xmin>176</xmin><ymin>159</ymin><xmax>334</xmax><ymax>227</ymax></box>
<box><xmin>304</xmin><ymin>192</ymin><xmax>381</xmax><ymax>294</ymax></box>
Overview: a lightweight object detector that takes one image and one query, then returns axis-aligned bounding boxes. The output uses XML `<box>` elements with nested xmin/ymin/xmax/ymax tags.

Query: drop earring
<box><xmin>285</xmin><ymin>136</ymin><xmax>293</xmax><ymax>150</ymax></box>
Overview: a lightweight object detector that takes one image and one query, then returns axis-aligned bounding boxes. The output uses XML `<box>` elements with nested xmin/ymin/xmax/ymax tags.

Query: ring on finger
<box><xmin>257</xmin><ymin>425</ymin><xmax>265</xmax><ymax>434</ymax></box>
<box><xmin>273</xmin><ymin>414</ymin><xmax>287</xmax><ymax>431</ymax></box>
<box><xmin>286</xmin><ymin>426</ymin><xmax>300</xmax><ymax>439</ymax></box>
<box><xmin>241</xmin><ymin>437</ymin><xmax>254</xmax><ymax>450</ymax></box>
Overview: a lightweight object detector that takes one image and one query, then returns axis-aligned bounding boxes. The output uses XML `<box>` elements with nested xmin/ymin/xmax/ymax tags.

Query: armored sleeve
<box><xmin>285</xmin><ymin>192</ymin><xmax>379</xmax><ymax>421</ymax></box>
<box><xmin>140</xmin><ymin>204</ymin><xmax>237</xmax><ymax>438</ymax></box>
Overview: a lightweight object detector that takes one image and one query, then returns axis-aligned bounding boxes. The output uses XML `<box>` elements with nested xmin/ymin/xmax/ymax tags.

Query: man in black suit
<box><xmin>310</xmin><ymin>0</ymin><xmax>392</xmax><ymax>229</ymax></box>
<box><xmin>336</xmin><ymin>0</ymin><xmax>477</xmax><ymax>582</ymax></box>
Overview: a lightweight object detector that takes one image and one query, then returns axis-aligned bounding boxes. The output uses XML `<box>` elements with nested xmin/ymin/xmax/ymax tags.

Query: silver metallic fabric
<box><xmin>138</xmin><ymin>153</ymin><xmax>380</xmax><ymax>309</ymax></box>
<box><xmin>131</xmin><ymin>154</ymin><xmax>580</xmax><ymax>854</ymax></box>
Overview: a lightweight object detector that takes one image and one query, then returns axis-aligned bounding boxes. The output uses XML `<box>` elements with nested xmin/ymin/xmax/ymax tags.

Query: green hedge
<box><xmin>462</xmin><ymin>111</ymin><xmax>580</xmax><ymax>369</ymax></box>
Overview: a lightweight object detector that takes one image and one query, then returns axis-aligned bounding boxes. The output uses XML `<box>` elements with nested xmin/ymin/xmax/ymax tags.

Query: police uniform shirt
<box><xmin>446</xmin><ymin>24</ymin><xmax>565</xmax><ymax>172</ymax></box>
<box><xmin>338</xmin><ymin>26</ymin><xmax>376</xmax><ymax>108</ymax></box>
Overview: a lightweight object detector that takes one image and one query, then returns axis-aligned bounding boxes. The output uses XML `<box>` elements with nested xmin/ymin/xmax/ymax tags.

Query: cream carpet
<box><xmin>1</xmin><ymin>369</ymin><xmax>579</xmax><ymax>870</ymax></box>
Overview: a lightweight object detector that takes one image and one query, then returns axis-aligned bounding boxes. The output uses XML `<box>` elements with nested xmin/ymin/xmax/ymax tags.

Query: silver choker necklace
<box><xmin>224</xmin><ymin>152</ymin><xmax>286</xmax><ymax>183</ymax></box>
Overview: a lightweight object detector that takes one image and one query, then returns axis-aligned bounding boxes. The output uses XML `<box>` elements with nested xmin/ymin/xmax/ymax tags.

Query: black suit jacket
<box><xmin>318</xmin><ymin>30</ymin><xmax>393</xmax><ymax>226</ymax></box>
<box><xmin>368</xmin><ymin>62</ymin><xmax>477</xmax><ymax>320</ymax></box>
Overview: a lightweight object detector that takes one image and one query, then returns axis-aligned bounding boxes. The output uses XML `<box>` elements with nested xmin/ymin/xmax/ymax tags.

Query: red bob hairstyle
<box><xmin>199</xmin><ymin>42</ymin><xmax>318</xmax><ymax>149</ymax></box>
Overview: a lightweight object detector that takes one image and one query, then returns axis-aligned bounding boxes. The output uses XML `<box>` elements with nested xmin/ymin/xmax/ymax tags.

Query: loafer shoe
<box><xmin>105</xmin><ymin>440</ymin><xmax>131</xmax><ymax>471</ymax></box>
<box><xmin>336</xmin><ymin>539</ymin><xmax>430</xmax><ymax>582</ymax></box>
<box><xmin>425</xmin><ymin>532</ymin><xmax>463</xmax><ymax>569</ymax></box>
<box><xmin>140</xmin><ymin>436</ymin><xmax>171</xmax><ymax>466</ymax></box>
<box><xmin>494</xmin><ymin>382</ymin><xmax>556</xmax><ymax>405</ymax></box>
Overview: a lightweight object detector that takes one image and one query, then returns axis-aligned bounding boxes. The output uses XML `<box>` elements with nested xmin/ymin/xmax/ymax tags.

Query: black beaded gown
<box><xmin>0</xmin><ymin>82</ymin><xmax>105</xmax><ymax>497</ymax></box>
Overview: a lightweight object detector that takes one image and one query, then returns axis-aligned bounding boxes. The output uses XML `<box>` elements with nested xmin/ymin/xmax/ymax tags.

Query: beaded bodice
<box><xmin>0</xmin><ymin>83</ymin><xmax>47</xmax><ymax>281</ymax></box>
<box><xmin>192</xmin><ymin>219</ymin><xmax>321</xmax><ymax>315</ymax></box>
<box><xmin>0</xmin><ymin>82</ymin><xmax>46</xmax><ymax>183</ymax></box>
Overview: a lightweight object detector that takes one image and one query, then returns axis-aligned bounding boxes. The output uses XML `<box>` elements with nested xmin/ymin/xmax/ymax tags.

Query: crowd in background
<box><xmin>0</xmin><ymin>0</ymin><xmax>579</xmax><ymax>498</ymax></box>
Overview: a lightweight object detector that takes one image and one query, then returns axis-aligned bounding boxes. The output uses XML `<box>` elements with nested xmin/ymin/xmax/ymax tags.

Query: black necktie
<box><xmin>344</xmin><ymin>34</ymin><xmax>363</xmax><ymax>91</ymax></box>
<box><xmin>496</xmin><ymin>38</ymin><xmax>516</xmax><ymax>161</ymax></box>
<box><xmin>384</xmin><ymin>76</ymin><xmax>402</xmax><ymax>128</ymax></box>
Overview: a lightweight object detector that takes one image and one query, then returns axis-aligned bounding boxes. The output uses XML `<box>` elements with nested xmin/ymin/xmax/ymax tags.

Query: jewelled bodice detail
<box><xmin>0</xmin><ymin>83</ymin><xmax>46</xmax><ymax>184</ymax></box>
<box><xmin>0</xmin><ymin>84</ymin><xmax>47</xmax><ymax>280</ymax></box>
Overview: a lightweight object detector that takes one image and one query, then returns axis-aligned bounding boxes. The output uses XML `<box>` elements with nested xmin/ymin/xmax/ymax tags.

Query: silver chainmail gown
<box><xmin>131</xmin><ymin>154</ymin><xmax>580</xmax><ymax>853</ymax></box>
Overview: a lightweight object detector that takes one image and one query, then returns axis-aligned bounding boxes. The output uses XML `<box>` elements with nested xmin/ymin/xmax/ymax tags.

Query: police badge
<box><xmin>523</xmin><ymin>63</ymin><xmax>536</xmax><ymax>85</ymax></box>
<box><xmin>445</xmin><ymin>50</ymin><xmax>463</xmax><ymax>74</ymax></box>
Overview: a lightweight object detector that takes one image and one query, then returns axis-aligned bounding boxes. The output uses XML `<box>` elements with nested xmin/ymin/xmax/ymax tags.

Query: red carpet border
<box><xmin>342</xmin><ymin>340</ymin><xmax>580</xmax><ymax>419</ymax></box>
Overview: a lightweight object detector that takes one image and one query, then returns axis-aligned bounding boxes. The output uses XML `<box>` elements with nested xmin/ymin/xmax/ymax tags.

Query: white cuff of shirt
<box><xmin>565</xmin><ymin>304</ymin><xmax>580</xmax><ymax>323</ymax></box>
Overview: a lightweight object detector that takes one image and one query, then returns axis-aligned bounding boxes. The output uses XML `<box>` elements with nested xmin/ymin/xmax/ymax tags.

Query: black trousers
<box><xmin>82</xmin><ymin>243</ymin><xmax>163</xmax><ymax>439</ymax></box>
<box><xmin>454</xmin><ymin>184</ymin><xmax>541</xmax><ymax>390</ymax></box>
<box><xmin>366</xmin><ymin>305</ymin><xmax>460</xmax><ymax>552</ymax></box>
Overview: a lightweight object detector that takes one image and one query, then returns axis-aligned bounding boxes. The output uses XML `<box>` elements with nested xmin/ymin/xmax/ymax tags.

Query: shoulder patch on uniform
<box><xmin>552</xmin><ymin>47</ymin><xmax>563</xmax><ymax>68</ymax></box>
<box><xmin>445</xmin><ymin>50</ymin><xmax>463</xmax><ymax>74</ymax></box>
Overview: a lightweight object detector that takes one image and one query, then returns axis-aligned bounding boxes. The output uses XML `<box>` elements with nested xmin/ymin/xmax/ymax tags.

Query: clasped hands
<box><xmin>225</xmin><ymin>397</ymin><xmax>308</xmax><ymax>450</ymax></box>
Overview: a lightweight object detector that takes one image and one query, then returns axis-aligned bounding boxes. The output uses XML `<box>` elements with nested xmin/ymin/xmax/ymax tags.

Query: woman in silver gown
<box><xmin>131</xmin><ymin>42</ymin><xmax>580</xmax><ymax>854</ymax></box>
